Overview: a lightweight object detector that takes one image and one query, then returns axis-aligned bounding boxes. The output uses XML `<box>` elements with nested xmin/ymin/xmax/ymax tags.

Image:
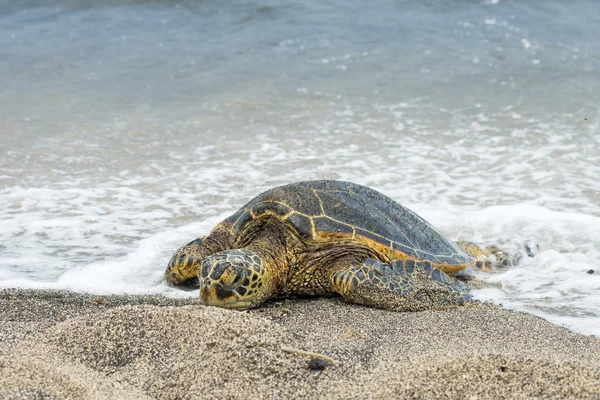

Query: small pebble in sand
<box><xmin>587</xmin><ymin>269</ymin><xmax>594</xmax><ymax>274</ymax></box>
<box><xmin>308</xmin><ymin>358</ymin><xmax>330</xmax><ymax>371</ymax></box>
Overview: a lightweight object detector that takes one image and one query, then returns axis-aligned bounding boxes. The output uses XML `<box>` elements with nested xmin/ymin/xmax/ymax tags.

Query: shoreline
<box><xmin>1</xmin><ymin>288</ymin><xmax>599</xmax><ymax>399</ymax></box>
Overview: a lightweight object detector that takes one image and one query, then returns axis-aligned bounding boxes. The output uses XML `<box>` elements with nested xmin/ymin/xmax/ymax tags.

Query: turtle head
<box><xmin>199</xmin><ymin>249</ymin><xmax>274</xmax><ymax>309</ymax></box>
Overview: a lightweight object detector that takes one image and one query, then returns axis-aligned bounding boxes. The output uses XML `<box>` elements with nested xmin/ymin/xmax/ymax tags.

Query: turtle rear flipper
<box><xmin>457</xmin><ymin>241</ymin><xmax>508</xmax><ymax>271</ymax></box>
<box><xmin>458</xmin><ymin>241</ymin><xmax>538</xmax><ymax>272</ymax></box>
<box><xmin>329</xmin><ymin>259</ymin><xmax>471</xmax><ymax>312</ymax></box>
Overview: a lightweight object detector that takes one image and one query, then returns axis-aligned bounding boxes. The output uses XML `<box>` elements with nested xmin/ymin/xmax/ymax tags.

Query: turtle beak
<box><xmin>199</xmin><ymin>280</ymin><xmax>252</xmax><ymax>309</ymax></box>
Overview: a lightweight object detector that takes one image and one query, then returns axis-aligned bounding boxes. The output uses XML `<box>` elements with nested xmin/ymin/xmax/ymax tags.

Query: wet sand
<box><xmin>1</xmin><ymin>289</ymin><xmax>599</xmax><ymax>399</ymax></box>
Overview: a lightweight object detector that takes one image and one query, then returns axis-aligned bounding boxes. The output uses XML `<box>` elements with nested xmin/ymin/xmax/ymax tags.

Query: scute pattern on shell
<box><xmin>225</xmin><ymin>180</ymin><xmax>472</xmax><ymax>265</ymax></box>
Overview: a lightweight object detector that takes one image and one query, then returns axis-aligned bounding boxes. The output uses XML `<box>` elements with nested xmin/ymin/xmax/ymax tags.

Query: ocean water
<box><xmin>1</xmin><ymin>0</ymin><xmax>599</xmax><ymax>335</ymax></box>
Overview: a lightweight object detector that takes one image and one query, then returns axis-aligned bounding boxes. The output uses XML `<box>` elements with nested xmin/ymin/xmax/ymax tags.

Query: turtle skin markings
<box><xmin>330</xmin><ymin>259</ymin><xmax>471</xmax><ymax>312</ymax></box>
<box><xmin>200</xmin><ymin>250</ymin><xmax>264</xmax><ymax>298</ymax></box>
<box><xmin>225</xmin><ymin>180</ymin><xmax>473</xmax><ymax>271</ymax></box>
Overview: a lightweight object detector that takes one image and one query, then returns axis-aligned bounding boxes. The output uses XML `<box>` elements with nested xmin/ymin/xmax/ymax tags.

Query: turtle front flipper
<box><xmin>166</xmin><ymin>224</ymin><xmax>237</xmax><ymax>286</ymax></box>
<box><xmin>329</xmin><ymin>259</ymin><xmax>471</xmax><ymax>312</ymax></box>
<box><xmin>166</xmin><ymin>238</ymin><xmax>205</xmax><ymax>285</ymax></box>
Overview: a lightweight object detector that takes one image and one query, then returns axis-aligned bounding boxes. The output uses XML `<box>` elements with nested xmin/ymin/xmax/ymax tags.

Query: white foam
<box><xmin>446</xmin><ymin>205</ymin><xmax>600</xmax><ymax>336</ymax></box>
<box><xmin>0</xmin><ymin>214</ymin><xmax>230</xmax><ymax>298</ymax></box>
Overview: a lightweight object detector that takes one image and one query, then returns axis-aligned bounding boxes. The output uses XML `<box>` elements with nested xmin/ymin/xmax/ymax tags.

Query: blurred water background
<box><xmin>1</xmin><ymin>0</ymin><xmax>599</xmax><ymax>335</ymax></box>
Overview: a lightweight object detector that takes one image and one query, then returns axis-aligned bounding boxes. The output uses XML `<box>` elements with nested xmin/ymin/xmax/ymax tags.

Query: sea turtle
<box><xmin>166</xmin><ymin>180</ymin><xmax>509</xmax><ymax>311</ymax></box>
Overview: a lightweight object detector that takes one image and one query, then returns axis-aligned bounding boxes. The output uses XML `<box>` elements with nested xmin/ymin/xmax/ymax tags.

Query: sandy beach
<box><xmin>0</xmin><ymin>289</ymin><xmax>598</xmax><ymax>399</ymax></box>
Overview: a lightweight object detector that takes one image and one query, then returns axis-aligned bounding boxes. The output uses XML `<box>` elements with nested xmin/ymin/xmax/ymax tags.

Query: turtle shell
<box><xmin>224</xmin><ymin>180</ymin><xmax>472</xmax><ymax>266</ymax></box>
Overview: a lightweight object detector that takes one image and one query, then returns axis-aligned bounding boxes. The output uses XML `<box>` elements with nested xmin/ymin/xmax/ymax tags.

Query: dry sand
<box><xmin>1</xmin><ymin>289</ymin><xmax>599</xmax><ymax>399</ymax></box>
